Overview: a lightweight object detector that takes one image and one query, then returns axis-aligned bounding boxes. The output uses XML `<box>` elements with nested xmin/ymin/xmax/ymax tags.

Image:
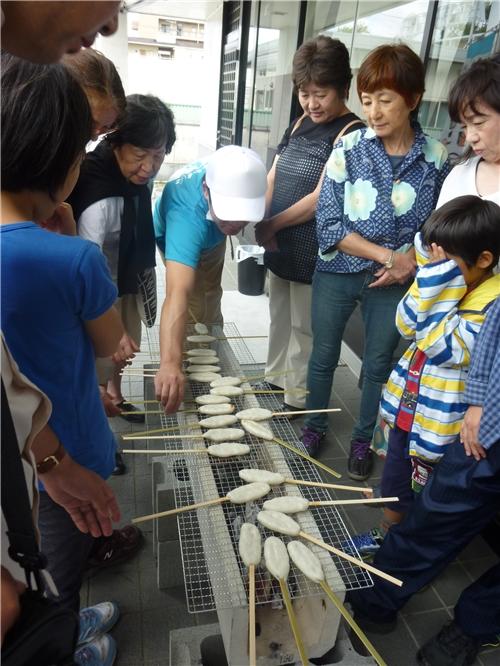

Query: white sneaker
<box><xmin>74</xmin><ymin>634</ymin><xmax>117</xmax><ymax>666</ymax></box>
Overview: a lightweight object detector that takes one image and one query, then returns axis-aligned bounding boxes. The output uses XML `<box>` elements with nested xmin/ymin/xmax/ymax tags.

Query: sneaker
<box><xmin>417</xmin><ymin>621</ymin><xmax>479</xmax><ymax>666</ymax></box>
<box><xmin>116</xmin><ymin>401</ymin><xmax>145</xmax><ymax>424</ymax></box>
<box><xmin>343</xmin><ymin>528</ymin><xmax>385</xmax><ymax>561</ymax></box>
<box><xmin>86</xmin><ymin>525</ymin><xmax>143</xmax><ymax>570</ymax></box>
<box><xmin>348</xmin><ymin>439</ymin><xmax>374</xmax><ymax>481</ymax></box>
<box><xmin>300</xmin><ymin>426</ymin><xmax>325</xmax><ymax>456</ymax></box>
<box><xmin>78</xmin><ymin>602</ymin><xmax>120</xmax><ymax>645</ymax></box>
<box><xmin>74</xmin><ymin>634</ymin><xmax>117</xmax><ymax>666</ymax></box>
<box><xmin>111</xmin><ymin>452</ymin><xmax>127</xmax><ymax>476</ymax></box>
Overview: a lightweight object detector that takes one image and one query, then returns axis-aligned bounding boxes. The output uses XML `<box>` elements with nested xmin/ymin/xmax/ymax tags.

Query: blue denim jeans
<box><xmin>38</xmin><ymin>491</ymin><xmax>95</xmax><ymax>612</ymax></box>
<box><xmin>305</xmin><ymin>270</ymin><xmax>407</xmax><ymax>440</ymax></box>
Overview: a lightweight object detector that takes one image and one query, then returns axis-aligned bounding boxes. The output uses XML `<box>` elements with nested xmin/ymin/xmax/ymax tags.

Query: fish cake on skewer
<box><xmin>195</xmin><ymin>393</ymin><xmax>231</xmax><ymax>405</ymax></box>
<box><xmin>198</xmin><ymin>403</ymin><xmax>235</xmax><ymax>415</ymax></box>
<box><xmin>198</xmin><ymin>415</ymin><xmax>238</xmax><ymax>429</ymax></box>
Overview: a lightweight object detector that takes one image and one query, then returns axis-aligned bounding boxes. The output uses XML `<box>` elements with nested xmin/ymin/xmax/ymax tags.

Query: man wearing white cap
<box><xmin>153</xmin><ymin>145</ymin><xmax>267</xmax><ymax>412</ymax></box>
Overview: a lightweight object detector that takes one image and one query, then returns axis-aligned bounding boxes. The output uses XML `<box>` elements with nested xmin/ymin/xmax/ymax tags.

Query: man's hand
<box><xmin>40</xmin><ymin>456</ymin><xmax>121</xmax><ymax>538</ymax></box>
<box><xmin>40</xmin><ymin>202</ymin><xmax>77</xmax><ymax>236</ymax></box>
<box><xmin>112</xmin><ymin>332</ymin><xmax>140</xmax><ymax>364</ymax></box>
<box><xmin>155</xmin><ymin>362</ymin><xmax>185</xmax><ymax>414</ymax></box>
<box><xmin>1</xmin><ymin>567</ymin><xmax>25</xmax><ymax>645</ymax></box>
<box><xmin>460</xmin><ymin>405</ymin><xmax>486</xmax><ymax>461</ymax></box>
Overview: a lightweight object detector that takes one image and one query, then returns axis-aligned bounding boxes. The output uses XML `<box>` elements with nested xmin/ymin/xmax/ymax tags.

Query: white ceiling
<box><xmin>125</xmin><ymin>0</ymin><xmax>223</xmax><ymax>21</ymax></box>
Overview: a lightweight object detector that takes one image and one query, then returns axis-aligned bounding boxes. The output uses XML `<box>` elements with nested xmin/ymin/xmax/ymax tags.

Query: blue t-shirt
<box><xmin>1</xmin><ymin>222</ymin><xmax>117</xmax><ymax>479</ymax></box>
<box><xmin>153</xmin><ymin>161</ymin><xmax>225</xmax><ymax>268</ymax></box>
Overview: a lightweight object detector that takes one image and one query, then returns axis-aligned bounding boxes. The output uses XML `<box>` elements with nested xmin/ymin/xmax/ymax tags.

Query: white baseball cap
<box><xmin>205</xmin><ymin>145</ymin><xmax>267</xmax><ymax>223</ymax></box>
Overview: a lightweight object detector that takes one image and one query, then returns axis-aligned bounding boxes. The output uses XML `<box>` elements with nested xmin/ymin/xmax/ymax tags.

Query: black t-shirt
<box><xmin>265</xmin><ymin>113</ymin><xmax>364</xmax><ymax>284</ymax></box>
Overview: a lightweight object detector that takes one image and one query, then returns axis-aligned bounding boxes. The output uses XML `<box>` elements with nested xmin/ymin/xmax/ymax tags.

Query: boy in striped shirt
<box><xmin>353</xmin><ymin>195</ymin><xmax>499</xmax><ymax>552</ymax></box>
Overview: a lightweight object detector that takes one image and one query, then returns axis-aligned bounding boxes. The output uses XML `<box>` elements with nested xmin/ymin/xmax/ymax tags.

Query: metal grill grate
<box><xmin>139</xmin><ymin>323</ymin><xmax>372</xmax><ymax>613</ymax></box>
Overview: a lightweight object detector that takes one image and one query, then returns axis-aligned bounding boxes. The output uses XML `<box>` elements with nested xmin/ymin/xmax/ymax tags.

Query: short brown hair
<box><xmin>62</xmin><ymin>48</ymin><xmax>126</xmax><ymax>116</ymax></box>
<box><xmin>356</xmin><ymin>44</ymin><xmax>425</xmax><ymax>109</ymax></box>
<box><xmin>448</xmin><ymin>53</ymin><xmax>500</xmax><ymax>122</ymax></box>
<box><xmin>292</xmin><ymin>36</ymin><xmax>352</xmax><ymax>98</ymax></box>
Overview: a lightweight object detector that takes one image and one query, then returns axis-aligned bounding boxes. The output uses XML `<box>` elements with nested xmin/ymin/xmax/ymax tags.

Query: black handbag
<box><xmin>1</xmin><ymin>381</ymin><xmax>79</xmax><ymax>666</ymax></box>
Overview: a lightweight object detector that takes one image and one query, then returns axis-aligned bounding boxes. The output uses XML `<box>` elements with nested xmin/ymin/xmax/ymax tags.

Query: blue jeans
<box><xmin>348</xmin><ymin>440</ymin><xmax>500</xmax><ymax>639</ymax></box>
<box><xmin>38</xmin><ymin>491</ymin><xmax>95</xmax><ymax>612</ymax></box>
<box><xmin>305</xmin><ymin>271</ymin><xmax>407</xmax><ymax>439</ymax></box>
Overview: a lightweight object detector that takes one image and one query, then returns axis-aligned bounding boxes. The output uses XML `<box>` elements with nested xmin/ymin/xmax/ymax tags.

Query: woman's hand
<box><xmin>40</xmin><ymin>202</ymin><xmax>77</xmax><ymax>236</ymax></box>
<box><xmin>370</xmin><ymin>250</ymin><xmax>417</xmax><ymax>288</ymax></box>
<box><xmin>112</xmin><ymin>332</ymin><xmax>140</xmax><ymax>364</ymax></box>
<box><xmin>255</xmin><ymin>219</ymin><xmax>276</xmax><ymax>246</ymax></box>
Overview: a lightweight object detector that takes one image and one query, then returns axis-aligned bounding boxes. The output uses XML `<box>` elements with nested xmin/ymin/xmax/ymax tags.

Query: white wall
<box><xmin>94</xmin><ymin>12</ymin><xmax>129</xmax><ymax>92</ymax></box>
<box><xmin>197</xmin><ymin>8</ymin><xmax>223</xmax><ymax>157</ymax></box>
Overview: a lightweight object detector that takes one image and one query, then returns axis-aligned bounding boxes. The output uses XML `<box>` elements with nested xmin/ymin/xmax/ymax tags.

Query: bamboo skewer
<box><xmin>278</xmin><ymin>579</ymin><xmax>308</xmax><ymax>666</ymax></box>
<box><xmin>273</xmin><ymin>437</ymin><xmax>341</xmax><ymax>479</ymax></box>
<box><xmin>248</xmin><ymin>564</ymin><xmax>256</xmax><ymax>666</ymax></box>
<box><xmin>318</xmin><ymin>580</ymin><xmax>387</xmax><ymax>666</ymax></box>
<box><xmin>122</xmin><ymin>453</ymin><xmax>368</xmax><ymax>492</ymax></box>
<box><xmin>274</xmin><ymin>407</ymin><xmax>340</xmax><ymax>417</ymax></box>
<box><xmin>132</xmin><ymin>497</ymin><xmax>227</xmax><ymax>524</ymax></box>
<box><xmin>123</xmin><ymin>448</ymin><xmax>208</xmax><ymax>454</ymax></box>
<box><xmin>286</xmin><ymin>479</ymin><xmax>371</xmax><ymax>492</ymax></box>
<box><xmin>309</xmin><ymin>497</ymin><xmax>398</xmax><ymax>507</ymax></box>
<box><xmin>119</xmin><ymin>408</ymin><xmax>339</xmax><ymax>431</ymax></box>
<box><xmin>298</xmin><ymin>531</ymin><xmax>403</xmax><ymax>587</ymax></box>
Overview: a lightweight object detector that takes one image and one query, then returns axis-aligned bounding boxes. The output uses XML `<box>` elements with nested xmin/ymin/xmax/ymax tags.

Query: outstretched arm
<box><xmin>155</xmin><ymin>260</ymin><xmax>197</xmax><ymax>414</ymax></box>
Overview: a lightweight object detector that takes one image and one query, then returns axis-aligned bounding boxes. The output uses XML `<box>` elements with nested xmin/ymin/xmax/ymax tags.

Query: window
<box><xmin>158</xmin><ymin>47</ymin><xmax>174</xmax><ymax>60</ymax></box>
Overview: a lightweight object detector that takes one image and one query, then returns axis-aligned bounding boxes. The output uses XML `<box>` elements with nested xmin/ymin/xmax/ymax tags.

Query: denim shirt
<box><xmin>316</xmin><ymin>123</ymin><xmax>451</xmax><ymax>274</ymax></box>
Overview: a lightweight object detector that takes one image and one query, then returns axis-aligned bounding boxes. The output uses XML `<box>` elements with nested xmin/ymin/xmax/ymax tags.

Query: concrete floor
<box><xmin>81</xmin><ymin>250</ymin><xmax>499</xmax><ymax>665</ymax></box>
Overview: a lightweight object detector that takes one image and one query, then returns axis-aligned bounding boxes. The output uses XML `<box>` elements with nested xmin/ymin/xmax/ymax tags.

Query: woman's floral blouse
<box><xmin>316</xmin><ymin>123</ymin><xmax>451</xmax><ymax>273</ymax></box>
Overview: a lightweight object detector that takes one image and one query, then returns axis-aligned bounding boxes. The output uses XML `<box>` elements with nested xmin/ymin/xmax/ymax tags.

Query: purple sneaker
<box><xmin>348</xmin><ymin>439</ymin><xmax>374</xmax><ymax>481</ymax></box>
<box><xmin>300</xmin><ymin>427</ymin><xmax>325</xmax><ymax>456</ymax></box>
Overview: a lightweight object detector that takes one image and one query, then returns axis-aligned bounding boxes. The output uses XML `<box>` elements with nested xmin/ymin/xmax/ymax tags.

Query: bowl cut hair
<box><xmin>106</xmin><ymin>94</ymin><xmax>176</xmax><ymax>154</ymax></box>
<box><xmin>448</xmin><ymin>53</ymin><xmax>500</xmax><ymax>122</ymax></box>
<box><xmin>421</xmin><ymin>195</ymin><xmax>500</xmax><ymax>270</ymax></box>
<box><xmin>1</xmin><ymin>53</ymin><xmax>92</xmax><ymax>199</ymax></box>
<box><xmin>357</xmin><ymin>43</ymin><xmax>425</xmax><ymax>110</ymax></box>
<box><xmin>292</xmin><ymin>36</ymin><xmax>352</xmax><ymax>98</ymax></box>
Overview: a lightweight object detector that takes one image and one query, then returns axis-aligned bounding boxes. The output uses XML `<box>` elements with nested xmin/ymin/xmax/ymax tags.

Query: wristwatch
<box><xmin>384</xmin><ymin>250</ymin><xmax>395</xmax><ymax>269</ymax></box>
<box><xmin>36</xmin><ymin>443</ymin><xmax>66</xmax><ymax>474</ymax></box>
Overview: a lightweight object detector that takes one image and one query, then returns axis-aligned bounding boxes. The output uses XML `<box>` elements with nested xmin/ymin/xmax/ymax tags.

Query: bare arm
<box><xmin>84</xmin><ymin>305</ymin><xmax>123</xmax><ymax>357</ymax></box>
<box><xmin>255</xmin><ymin>161</ymin><xmax>326</xmax><ymax>248</ymax></box>
<box><xmin>31</xmin><ymin>424</ymin><xmax>120</xmax><ymax>537</ymax></box>
<box><xmin>155</xmin><ymin>260</ymin><xmax>197</xmax><ymax>413</ymax></box>
<box><xmin>337</xmin><ymin>233</ymin><xmax>416</xmax><ymax>286</ymax></box>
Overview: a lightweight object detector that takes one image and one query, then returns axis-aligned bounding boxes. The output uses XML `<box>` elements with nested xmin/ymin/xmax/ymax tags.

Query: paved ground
<box><xmin>81</xmin><ymin>251</ymin><xmax>499</xmax><ymax>665</ymax></box>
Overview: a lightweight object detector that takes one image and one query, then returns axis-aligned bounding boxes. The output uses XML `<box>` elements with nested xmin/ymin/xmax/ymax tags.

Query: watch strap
<box><xmin>36</xmin><ymin>442</ymin><xmax>66</xmax><ymax>474</ymax></box>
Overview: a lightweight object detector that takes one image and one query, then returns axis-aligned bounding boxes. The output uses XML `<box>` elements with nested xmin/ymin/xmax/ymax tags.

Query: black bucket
<box><xmin>236</xmin><ymin>245</ymin><xmax>266</xmax><ymax>296</ymax></box>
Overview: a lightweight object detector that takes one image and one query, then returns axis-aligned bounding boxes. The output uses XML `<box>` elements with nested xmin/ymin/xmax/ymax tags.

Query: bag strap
<box><xmin>333</xmin><ymin>118</ymin><xmax>365</xmax><ymax>145</ymax></box>
<box><xmin>290</xmin><ymin>113</ymin><xmax>307</xmax><ymax>136</ymax></box>
<box><xmin>1</xmin><ymin>380</ymin><xmax>47</xmax><ymax>590</ymax></box>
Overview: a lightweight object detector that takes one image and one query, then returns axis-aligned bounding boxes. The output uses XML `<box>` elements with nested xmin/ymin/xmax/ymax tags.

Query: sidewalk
<box><xmin>81</xmin><ymin>251</ymin><xmax>499</xmax><ymax>665</ymax></box>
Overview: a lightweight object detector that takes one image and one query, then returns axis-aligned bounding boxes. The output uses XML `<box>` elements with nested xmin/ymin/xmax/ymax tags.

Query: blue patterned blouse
<box><xmin>316</xmin><ymin>122</ymin><xmax>451</xmax><ymax>274</ymax></box>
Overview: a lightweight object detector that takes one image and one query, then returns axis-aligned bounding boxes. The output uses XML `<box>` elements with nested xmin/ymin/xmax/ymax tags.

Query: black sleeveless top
<box><xmin>264</xmin><ymin>113</ymin><xmax>364</xmax><ymax>284</ymax></box>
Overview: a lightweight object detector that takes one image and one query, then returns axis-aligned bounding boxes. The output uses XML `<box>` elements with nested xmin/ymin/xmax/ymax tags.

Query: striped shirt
<box><xmin>380</xmin><ymin>233</ymin><xmax>500</xmax><ymax>462</ymax></box>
